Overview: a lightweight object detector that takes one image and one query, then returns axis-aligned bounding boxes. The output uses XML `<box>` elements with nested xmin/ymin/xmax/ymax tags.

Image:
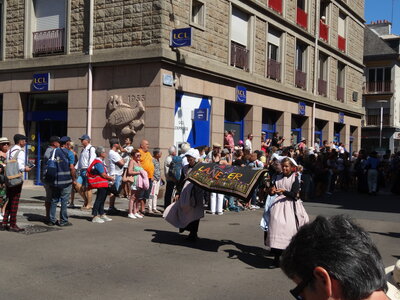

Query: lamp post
<box><xmin>377</xmin><ymin>100</ymin><xmax>388</xmax><ymax>149</ymax></box>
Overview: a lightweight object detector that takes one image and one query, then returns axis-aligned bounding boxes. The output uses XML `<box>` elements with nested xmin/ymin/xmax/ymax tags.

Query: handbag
<box><xmin>122</xmin><ymin>167</ymin><xmax>135</xmax><ymax>183</ymax></box>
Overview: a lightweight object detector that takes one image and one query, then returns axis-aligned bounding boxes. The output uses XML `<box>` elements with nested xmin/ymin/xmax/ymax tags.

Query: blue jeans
<box><xmin>50</xmin><ymin>184</ymin><xmax>72</xmax><ymax>224</ymax></box>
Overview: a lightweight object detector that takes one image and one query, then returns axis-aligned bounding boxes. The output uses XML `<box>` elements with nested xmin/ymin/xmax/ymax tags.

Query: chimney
<box><xmin>368</xmin><ymin>20</ymin><xmax>392</xmax><ymax>36</ymax></box>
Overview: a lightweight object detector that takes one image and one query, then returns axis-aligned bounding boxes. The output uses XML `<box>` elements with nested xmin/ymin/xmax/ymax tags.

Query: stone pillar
<box><xmin>244</xmin><ymin>105</ymin><xmax>262</xmax><ymax>151</ymax></box>
<box><xmin>323</xmin><ymin>121</ymin><xmax>334</xmax><ymax>144</ymax></box>
<box><xmin>276</xmin><ymin>111</ymin><xmax>292</xmax><ymax>147</ymax></box>
<box><xmin>211</xmin><ymin>97</ymin><xmax>225</xmax><ymax>146</ymax></box>
<box><xmin>302</xmin><ymin>117</ymin><xmax>312</xmax><ymax>146</ymax></box>
<box><xmin>342</xmin><ymin>124</ymin><xmax>350</xmax><ymax>150</ymax></box>
<box><xmin>68</xmin><ymin>89</ymin><xmax>89</xmax><ymax>143</ymax></box>
<box><xmin>2</xmin><ymin>93</ymin><xmax>25</xmax><ymax>138</ymax></box>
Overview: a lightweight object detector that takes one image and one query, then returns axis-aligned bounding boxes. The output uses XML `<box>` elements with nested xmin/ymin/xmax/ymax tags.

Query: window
<box><xmin>191</xmin><ymin>0</ymin><xmax>205</xmax><ymax>28</ymax></box>
<box><xmin>297</xmin><ymin>0</ymin><xmax>308</xmax><ymax>29</ymax></box>
<box><xmin>33</xmin><ymin>0</ymin><xmax>66</xmax><ymax>56</ymax></box>
<box><xmin>318</xmin><ymin>53</ymin><xmax>328</xmax><ymax>96</ymax></box>
<box><xmin>319</xmin><ymin>0</ymin><xmax>329</xmax><ymax>41</ymax></box>
<box><xmin>366</xmin><ymin>108</ymin><xmax>390</xmax><ymax>126</ymax></box>
<box><xmin>295</xmin><ymin>41</ymin><xmax>307</xmax><ymax>89</ymax></box>
<box><xmin>367</xmin><ymin>68</ymin><xmax>392</xmax><ymax>93</ymax></box>
<box><xmin>230</xmin><ymin>7</ymin><xmax>249</xmax><ymax>71</ymax></box>
<box><xmin>337</xmin><ymin>62</ymin><xmax>345</xmax><ymax>101</ymax></box>
<box><xmin>267</xmin><ymin>27</ymin><xmax>282</xmax><ymax>81</ymax></box>
<box><xmin>338</xmin><ymin>12</ymin><xmax>346</xmax><ymax>51</ymax></box>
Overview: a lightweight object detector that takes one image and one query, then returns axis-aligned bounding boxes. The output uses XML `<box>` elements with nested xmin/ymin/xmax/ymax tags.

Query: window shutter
<box><xmin>34</xmin><ymin>0</ymin><xmax>65</xmax><ymax>31</ymax></box>
<box><xmin>231</xmin><ymin>7</ymin><xmax>248</xmax><ymax>47</ymax></box>
<box><xmin>338</xmin><ymin>14</ymin><xmax>345</xmax><ymax>36</ymax></box>
<box><xmin>268</xmin><ymin>28</ymin><xmax>281</xmax><ymax>47</ymax></box>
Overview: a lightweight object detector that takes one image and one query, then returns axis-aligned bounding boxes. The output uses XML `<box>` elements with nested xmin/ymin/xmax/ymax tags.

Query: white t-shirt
<box><xmin>109</xmin><ymin>149</ymin><xmax>124</xmax><ymax>176</ymax></box>
<box><xmin>245</xmin><ymin>139</ymin><xmax>252</xmax><ymax>152</ymax></box>
<box><xmin>122</xmin><ymin>145</ymin><xmax>133</xmax><ymax>168</ymax></box>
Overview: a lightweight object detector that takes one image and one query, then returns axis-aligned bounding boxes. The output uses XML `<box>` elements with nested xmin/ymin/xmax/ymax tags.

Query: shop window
<box><xmin>262</xmin><ymin>109</ymin><xmax>280</xmax><ymax>139</ymax></box>
<box><xmin>267</xmin><ymin>27</ymin><xmax>282</xmax><ymax>81</ymax></box>
<box><xmin>337</xmin><ymin>62</ymin><xmax>345</xmax><ymax>102</ymax></box>
<box><xmin>318</xmin><ymin>53</ymin><xmax>328</xmax><ymax>97</ymax></box>
<box><xmin>32</xmin><ymin>0</ymin><xmax>66</xmax><ymax>56</ymax></box>
<box><xmin>230</xmin><ymin>7</ymin><xmax>250</xmax><ymax>71</ymax></box>
<box><xmin>295</xmin><ymin>41</ymin><xmax>307</xmax><ymax>90</ymax></box>
<box><xmin>191</xmin><ymin>0</ymin><xmax>205</xmax><ymax>28</ymax></box>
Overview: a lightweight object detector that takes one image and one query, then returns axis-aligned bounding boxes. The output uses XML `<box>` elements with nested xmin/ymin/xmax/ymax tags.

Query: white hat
<box><xmin>185</xmin><ymin>148</ymin><xmax>200</xmax><ymax>160</ymax></box>
<box><xmin>386</xmin><ymin>260</ymin><xmax>400</xmax><ymax>300</ymax></box>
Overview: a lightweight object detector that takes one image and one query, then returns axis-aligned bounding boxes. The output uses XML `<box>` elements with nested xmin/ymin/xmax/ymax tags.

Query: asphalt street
<box><xmin>0</xmin><ymin>185</ymin><xmax>399</xmax><ymax>300</ymax></box>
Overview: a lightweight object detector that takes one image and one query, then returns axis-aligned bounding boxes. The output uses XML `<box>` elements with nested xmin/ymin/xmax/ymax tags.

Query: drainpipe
<box><xmin>312</xmin><ymin>0</ymin><xmax>320</xmax><ymax>147</ymax></box>
<box><xmin>87</xmin><ymin>0</ymin><xmax>94</xmax><ymax>137</ymax></box>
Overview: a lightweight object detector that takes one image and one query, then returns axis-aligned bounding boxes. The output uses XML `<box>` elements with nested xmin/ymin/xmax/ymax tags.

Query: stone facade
<box><xmin>70</xmin><ymin>0</ymin><xmax>86</xmax><ymax>53</ymax></box>
<box><xmin>285</xmin><ymin>33</ymin><xmax>295</xmax><ymax>86</ymax></box>
<box><xmin>347</xmin><ymin>17</ymin><xmax>364</xmax><ymax>64</ymax></box>
<box><xmin>346</xmin><ymin>66</ymin><xmax>363</xmax><ymax>107</ymax></box>
<box><xmin>255</xmin><ymin>18</ymin><xmax>266</xmax><ymax>77</ymax></box>
<box><xmin>6</xmin><ymin>0</ymin><xmax>24</xmax><ymax>59</ymax></box>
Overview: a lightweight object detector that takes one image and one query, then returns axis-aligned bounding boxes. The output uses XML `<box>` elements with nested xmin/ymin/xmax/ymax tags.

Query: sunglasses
<box><xmin>290</xmin><ymin>277</ymin><xmax>313</xmax><ymax>300</ymax></box>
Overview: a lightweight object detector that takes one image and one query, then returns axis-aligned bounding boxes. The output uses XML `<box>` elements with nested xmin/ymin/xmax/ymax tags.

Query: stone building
<box><xmin>362</xmin><ymin>21</ymin><xmax>400</xmax><ymax>153</ymax></box>
<box><xmin>0</xmin><ymin>0</ymin><xmax>364</xmax><ymax>184</ymax></box>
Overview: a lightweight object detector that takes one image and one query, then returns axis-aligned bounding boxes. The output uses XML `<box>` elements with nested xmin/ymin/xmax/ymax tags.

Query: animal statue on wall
<box><xmin>106</xmin><ymin>95</ymin><xmax>145</xmax><ymax>137</ymax></box>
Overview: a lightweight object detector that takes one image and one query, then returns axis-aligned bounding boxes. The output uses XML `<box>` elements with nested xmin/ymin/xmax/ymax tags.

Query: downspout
<box><xmin>312</xmin><ymin>0</ymin><xmax>320</xmax><ymax>148</ymax></box>
<box><xmin>87</xmin><ymin>0</ymin><xmax>94</xmax><ymax>137</ymax></box>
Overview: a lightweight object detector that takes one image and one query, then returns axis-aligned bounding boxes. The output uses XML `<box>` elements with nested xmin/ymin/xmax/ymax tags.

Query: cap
<box><xmin>0</xmin><ymin>137</ymin><xmax>10</xmax><ymax>144</ymax></box>
<box><xmin>60</xmin><ymin>136</ymin><xmax>71</xmax><ymax>143</ymax></box>
<box><xmin>301</xmin><ymin>137</ymin><xmax>306</xmax><ymax>142</ymax></box>
<box><xmin>79</xmin><ymin>134</ymin><xmax>91</xmax><ymax>141</ymax></box>
<box><xmin>185</xmin><ymin>148</ymin><xmax>200</xmax><ymax>160</ymax></box>
<box><xmin>49</xmin><ymin>136</ymin><xmax>60</xmax><ymax>143</ymax></box>
<box><xmin>212</xmin><ymin>142</ymin><xmax>222</xmax><ymax>148</ymax></box>
<box><xmin>261</xmin><ymin>131</ymin><xmax>266</xmax><ymax>135</ymax></box>
<box><xmin>13</xmin><ymin>134</ymin><xmax>28</xmax><ymax>144</ymax></box>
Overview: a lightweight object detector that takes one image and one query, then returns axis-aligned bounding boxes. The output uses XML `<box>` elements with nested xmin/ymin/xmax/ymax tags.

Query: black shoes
<box><xmin>9</xmin><ymin>225</ymin><xmax>25</xmax><ymax>232</ymax></box>
<box><xmin>59</xmin><ymin>222</ymin><xmax>73</xmax><ymax>227</ymax></box>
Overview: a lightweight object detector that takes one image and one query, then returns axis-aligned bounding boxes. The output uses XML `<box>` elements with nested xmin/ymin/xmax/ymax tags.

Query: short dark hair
<box><xmin>153</xmin><ymin>148</ymin><xmax>161</xmax><ymax>156</ymax></box>
<box><xmin>281</xmin><ymin>215</ymin><xmax>387</xmax><ymax>300</ymax></box>
<box><xmin>109</xmin><ymin>138</ymin><xmax>120</xmax><ymax>148</ymax></box>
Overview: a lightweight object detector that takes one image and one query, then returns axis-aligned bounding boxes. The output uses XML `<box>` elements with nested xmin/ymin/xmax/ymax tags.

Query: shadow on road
<box><xmin>23</xmin><ymin>213</ymin><xmax>47</xmax><ymax>224</ymax></box>
<box><xmin>369</xmin><ymin>231</ymin><xmax>400</xmax><ymax>239</ymax></box>
<box><xmin>145</xmin><ymin>229</ymin><xmax>274</xmax><ymax>269</ymax></box>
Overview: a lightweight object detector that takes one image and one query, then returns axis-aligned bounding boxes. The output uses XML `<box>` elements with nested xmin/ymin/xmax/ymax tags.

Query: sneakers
<box><xmin>250</xmin><ymin>205</ymin><xmax>260</xmax><ymax>210</ymax></box>
<box><xmin>59</xmin><ymin>221</ymin><xmax>73</xmax><ymax>227</ymax></box>
<box><xmin>92</xmin><ymin>216</ymin><xmax>105</xmax><ymax>223</ymax></box>
<box><xmin>135</xmin><ymin>213</ymin><xmax>143</xmax><ymax>219</ymax></box>
<box><xmin>100</xmin><ymin>215</ymin><xmax>112</xmax><ymax>222</ymax></box>
<box><xmin>217</xmin><ymin>212</ymin><xmax>224</xmax><ymax>215</ymax></box>
<box><xmin>128</xmin><ymin>213</ymin><xmax>137</xmax><ymax>219</ymax></box>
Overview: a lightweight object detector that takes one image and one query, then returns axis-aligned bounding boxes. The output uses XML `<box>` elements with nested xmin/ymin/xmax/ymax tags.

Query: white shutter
<box><xmin>231</xmin><ymin>7</ymin><xmax>248</xmax><ymax>46</ymax></box>
<box><xmin>35</xmin><ymin>0</ymin><xmax>65</xmax><ymax>31</ymax></box>
<box><xmin>268</xmin><ymin>29</ymin><xmax>281</xmax><ymax>47</ymax></box>
<box><xmin>338</xmin><ymin>14</ymin><xmax>346</xmax><ymax>37</ymax></box>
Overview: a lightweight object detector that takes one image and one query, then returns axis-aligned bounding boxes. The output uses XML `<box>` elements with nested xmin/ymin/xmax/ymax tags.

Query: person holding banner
<box><xmin>163</xmin><ymin>148</ymin><xmax>204</xmax><ymax>241</ymax></box>
<box><xmin>266</xmin><ymin>157</ymin><xmax>309</xmax><ymax>268</ymax></box>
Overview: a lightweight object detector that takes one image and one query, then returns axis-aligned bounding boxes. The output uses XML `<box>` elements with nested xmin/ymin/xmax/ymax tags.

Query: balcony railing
<box><xmin>296</xmin><ymin>7</ymin><xmax>308</xmax><ymax>29</ymax></box>
<box><xmin>318</xmin><ymin>79</ymin><xmax>327</xmax><ymax>96</ymax></box>
<box><xmin>231</xmin><ymin>41</ymin><xmax>249</xmax><ymax>72</ymax></box>
<box><xmin>267</xmin><ymin>58</ymin><xmax>281</xmax><ymax>81</ymax></box>
<box><xmin>337</xmin><ymin>86</ymin><xmax>345</xmax><ymax>102</ymax></box>
<box><xmin>268</xmin><ymin>0</ymin><xmax>283</xmax><ymax>14</ymax></box>
<box><xmin>319</xmin><ymin>20</ymin><xmax>329</xmax><ymax>41</ymax></box>
<box><xmin>33</xmin><ymin>28</ymin><xmax>65</xmax><ymax>56</ymax></box>
<box><xmin>366</xmin><ymin>114</ymin><xmax>391</xmax><ymax>126</ymax></box>
<box><xmin>295</xmin><ymin>69</ymin><xmax>307</xmax><ymax>90</ymax></box>
<box><xmin>338</xmin><ymin>35</ymin><xmax>346</xmax><ymax>52</ymax></box>
<box><xmin>365</xmin><ymin>81</ymin><xmax>393</xmax><ymax>94</ymax></box>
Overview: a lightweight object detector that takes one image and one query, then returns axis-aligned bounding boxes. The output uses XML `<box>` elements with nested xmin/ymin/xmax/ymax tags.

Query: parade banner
<box><xmin>187</xmin><ymin>163</ymin><xmax>266</xmax><ymax>200</ymax></box>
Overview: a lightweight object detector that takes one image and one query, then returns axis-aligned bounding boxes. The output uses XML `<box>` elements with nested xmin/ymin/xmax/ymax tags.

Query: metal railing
<box><xmin>319</xmin><ymin>20</ymin><xmax>329</xmax><ymax>41</ymax></box>
<box><xmin>267</xmin><ymin>58</ymin><xmax>281</xmax><ymax>81</ymax></box>
<box><xmin>33</xmin><ymin>28</ymin><xmax>65</xmax><ymax>56</ymax></box>
<box><xmin>268</xmin><ymin>0</ymin><xmax>283</xmax><ymax>14</ymax></box>
<box><xmin>366</xmin><ymin>114</ymin><xmax>391</xmax><ymax>126</ymax></box>
<box><xmin>318</xmin><ymin>78</ymin><xmax>327</xmax><ymax>96</ymax></box>
<box><xmin>296</xmin><ymin>7</ymin><xmax>308</xmax><ymax>29</ymax></box>
<box><xmin>337</xmin><ymin>86</ymin><xmax>345</xmax><ymax>102</ymax></box>
<box><xmin>230</xmin><ymin>41</ymin><xmax>249</xmax><ymax>72</ymax></box>
<box><xmin>365</xmin><ymin>81</ymin><xmax>393</xmax><ymax>93</ymax></box>
<box><xmin>295</xmin><ymin>69</ymin><xmax>307</xmax><ymax>89</ymax></box>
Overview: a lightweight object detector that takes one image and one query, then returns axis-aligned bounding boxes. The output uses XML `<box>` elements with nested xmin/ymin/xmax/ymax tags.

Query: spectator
<box><xmin>139</xmin><ymin>139</ymin><xmax>154</xmax><ymax>215</ymax></box>
<box><xmin>107</xmin><ymin>138</ymin><xmax>125</xmax><ymax>214</ymax></box>
<box><xmin>366</xmin><ymin>151</ymin><xmax>379</xmax><ymax>195</ymax></box>
<box><xmin>164</xmin><ymin>146</ymin><xmax>177</xmax><ymax>209</ymax></box>
<box><xmin>245</xmin><ymin>133</ymin><xmax>253</xmax><ymax>152</ymax></box>
<box><xmin>127</xmin><ymin>149</ymin><xmax>146</xmax><ymax>219</ymax></box>
<box><xmin>148</xmin><ymin>148</ymin><xmax>162</xmax><ymax>214</ymax></box>
<box><xmin>121</xmin><ymin>137</ymin><xmax>134</xmax><ymax>198</ymax></box>
<box><xmin>0</xmin><ymin>137</ymin><xmax>10</xmax><ymax>221</ymax></box>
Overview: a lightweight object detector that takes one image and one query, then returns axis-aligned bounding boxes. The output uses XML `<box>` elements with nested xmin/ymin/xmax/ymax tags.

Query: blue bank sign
<box><xmin>194</xmin><ymin>108</ymin><xmax>209</xmax><ymax>121</ymax></box>
<box><xmin>236</xmin><ymin>86</ymin><xmax>247</xmax><ymax>103</ymax></box>
<box><xmin>338</xmin><ymin>112</ymin><xmax>345</xmax><ymax>124</ymax></box>
<box><xmin>32</xmin><ymin>73</ymin><xmax>50</xmax><ymax>91</ymax></box>
<box><xmin>170</xmin><ymin>27</ymin><xmax>193</xmax><ymax>47</ymax></box>
<box><xmin>298</xmin><ymin>102</ymin><xmax>306</xmax><ymax>116</ymax></box>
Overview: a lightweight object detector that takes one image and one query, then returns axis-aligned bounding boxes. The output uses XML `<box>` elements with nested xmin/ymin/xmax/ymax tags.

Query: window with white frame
<box><xmin>338</xmin><ymin>12</ymin><xmax>346</xmax><ymax>37</ymax></box>
<box><xmin>296</xmin><ymin>42</ymin><xmax>307</xmax><ymax>72</ymax></box>
<box><xmin>191</xmin><ymin>0</ymin><xmax>205</xmax><ymax>28</ymax></box>
<box><xmin>318</xmin><ymin>53</ymin><xmax>328</xmax><ymax>80</ymax></box>
<box><xmin>267</xmin><ymin>27</ymin><xmax>282</xmax><ymax>81</ymax></box>
<box><xmin>230</xmin><ymin>6</ymin><xmax>250</xmax><ymax>71</ymax></box>
<box><xmin>337</xmin><ymin>62</ymin><xmax>345</xmax><ymax>88</ymax></box>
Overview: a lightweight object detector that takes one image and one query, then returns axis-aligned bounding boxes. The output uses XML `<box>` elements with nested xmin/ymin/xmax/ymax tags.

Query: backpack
<box><xmin>43</xmin><ymin>149</ymin><xmax>57</xmax><ymax>183</ymax></box>
<box><xmin>5</xmin><ymin>149</ymin><xmax>23</xmax><ymax>187</ymax></box>
<box><xmin>168</xmin><ymin>156</ymin><xmax>183</xmax><ymax>183</ymax></box>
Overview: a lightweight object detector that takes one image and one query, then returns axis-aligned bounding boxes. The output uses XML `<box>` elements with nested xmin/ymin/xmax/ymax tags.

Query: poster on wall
<box><xmin>174</xmin><ymin>92</ymin><xmax>211</xmax><ymax>150</ymax></box>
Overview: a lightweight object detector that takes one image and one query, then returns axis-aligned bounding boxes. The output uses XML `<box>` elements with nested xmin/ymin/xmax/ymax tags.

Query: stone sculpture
<box><xmin>106</xmin><ymin>95</ymin><xmax>145</xmax><ymax>137</ymax></box>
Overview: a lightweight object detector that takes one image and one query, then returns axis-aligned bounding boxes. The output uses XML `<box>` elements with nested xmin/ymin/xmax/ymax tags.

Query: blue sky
<box><xmin>365</xmin><ymin>0</ymin><xmax>400</xmax><ymax>34</ymax></box>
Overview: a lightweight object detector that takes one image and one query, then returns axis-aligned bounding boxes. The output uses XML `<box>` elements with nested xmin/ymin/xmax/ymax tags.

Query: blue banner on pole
<box><xmin>236</xmin><ymin>86</ymin><xmax>247</xmax><ymax>103</ymax></box>
<box><xmin>170</xmin><ymin>28</ymin><xmax>193</xmax><ymax>47</ymax></box>
<box><xmin>32</xmin><ymin>73</ymin><xmax>50</xmax><ymax>91</ymax></box>
<box><xmin>298</xmin><ymin>102</ymin><xmax>306</xmax><ymax>115</ymax></box>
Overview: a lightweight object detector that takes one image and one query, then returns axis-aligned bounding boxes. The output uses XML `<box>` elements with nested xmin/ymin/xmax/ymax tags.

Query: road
<box><xmin>0</xmin><ymin>185</ymin><xmax>398</xmax><ymax>300</ymax></box>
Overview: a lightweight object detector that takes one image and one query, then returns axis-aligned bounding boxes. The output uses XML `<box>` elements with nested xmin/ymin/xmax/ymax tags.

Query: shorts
<box><xmin>77</xmin><ymin>169</ymin><xmax>88</xmax><ymax>186</ymax></box>
<box><xmin>138</xmin><ymin>179</ymin><xmax>153</xmax><ymax>200</ymax></box>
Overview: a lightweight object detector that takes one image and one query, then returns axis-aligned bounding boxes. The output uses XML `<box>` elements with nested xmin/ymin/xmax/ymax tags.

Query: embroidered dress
<box><xmin>266</xmin><ymin>173</ymin><xmax>309</xmax><ymax>250</ymax></box>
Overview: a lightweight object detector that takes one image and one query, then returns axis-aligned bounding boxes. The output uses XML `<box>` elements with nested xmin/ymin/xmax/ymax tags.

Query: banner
<box><xmin>187</xmin><ymin>163</ymin><xmax>266</xmax><ymax>200</ymax></box>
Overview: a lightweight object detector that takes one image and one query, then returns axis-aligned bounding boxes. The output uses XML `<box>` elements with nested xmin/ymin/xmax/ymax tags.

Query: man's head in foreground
<box><xmin>281</xmin><ymin>215</ymin><xmax>388</xmax><ymax>300</ymax></box>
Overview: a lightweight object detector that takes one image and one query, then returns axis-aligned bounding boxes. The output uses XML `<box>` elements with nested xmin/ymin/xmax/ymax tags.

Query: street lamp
<box><xmin>377</xmin><ymin>100</ymin><xmax>388</xmax><ymax>149</ymax></box>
